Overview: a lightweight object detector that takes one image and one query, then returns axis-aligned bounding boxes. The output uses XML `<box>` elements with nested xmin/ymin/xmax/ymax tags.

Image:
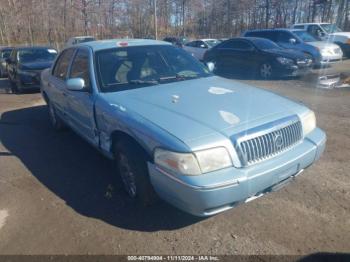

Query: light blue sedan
<box><xmin>40</xmin><ymin>39</ymin><xmax>326</xmax><ymax>217</ymax></box>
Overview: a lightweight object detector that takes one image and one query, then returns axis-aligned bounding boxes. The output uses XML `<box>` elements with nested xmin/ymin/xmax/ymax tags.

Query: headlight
<box><xmin>300</xmin><ymin>110</ymin><xmax>316</xmax><ymax>136</ymax></box>
<box><xmin>276</xmin><ymin>57</ymin><xmax>294</xmax><ymax>65</ymax></box>
<box><xmin>195</xmin><ymin>147</ymin><xmax>232</xmax><ymax>173</ymax></box>
<box><xmin>321</xmin><ymin>49</ymin><xmax>333</xmax><ymax>56</ymax></box>
<box><xmin>154</xmin><ymin>147</ymin><xmax>232</xmax><ymax>176</ymax></box>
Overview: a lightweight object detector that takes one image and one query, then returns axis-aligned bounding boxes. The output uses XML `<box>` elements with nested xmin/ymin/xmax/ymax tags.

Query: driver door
<box><xmin>65</xmin><ymin>47</ymin><xmax>98</xmax><ymax>145</ymax></box>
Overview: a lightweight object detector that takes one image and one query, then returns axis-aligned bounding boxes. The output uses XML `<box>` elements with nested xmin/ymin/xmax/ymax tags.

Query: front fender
<box><xmin>94</xmin><ymin>97</ymin><xmax>191</xmax><ymax>159</ymax></box>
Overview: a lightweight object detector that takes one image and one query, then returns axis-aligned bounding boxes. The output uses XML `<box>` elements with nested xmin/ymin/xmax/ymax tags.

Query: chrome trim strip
<box><xmin>155</xmin><ymin>166</ymin><xmax>239</xmax><ymax>190</ymax></box>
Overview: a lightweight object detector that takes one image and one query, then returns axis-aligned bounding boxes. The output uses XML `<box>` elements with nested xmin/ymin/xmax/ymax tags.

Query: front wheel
<box><xmin>259</xmin><ymin>62</ymin><xmax>273</xmax><ymax>80</ymax></box>
<box><xmin>114</xmin><ymin>139</ymin><xmax>157</xmax><ymax>206</ymax></box>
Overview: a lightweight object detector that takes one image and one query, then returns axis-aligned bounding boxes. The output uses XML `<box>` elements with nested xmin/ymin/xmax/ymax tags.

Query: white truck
<box><xmin>292</xmin><ymin>23</ymin><xmax>350</xmax><ymax>57</ymax></box>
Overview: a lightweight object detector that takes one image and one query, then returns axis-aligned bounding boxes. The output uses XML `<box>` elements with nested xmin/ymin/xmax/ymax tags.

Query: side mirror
<box><xmin>289</xmin><ymin>38</ymin><xmax>297</xmax><ymax>45</ymax></box>
<box><xmin>66</xmin><ymin>78</ymin><xmax>86</xmax><ymax>91</ymax></box>
<box><xmin>206</xmin><ymin>62</ymin><xmax>215</xmax><ymax>72</ymax></box>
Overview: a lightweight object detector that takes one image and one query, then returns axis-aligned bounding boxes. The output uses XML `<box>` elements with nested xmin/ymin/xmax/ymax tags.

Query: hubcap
<box><xmin>118</xmin><ymin>153</ymin><xmax>137</xmax><ymax>198</ymax></box>
<box><xmin>260</xmin><ymin>63</ymin><xmax>272</xmax><ymax>79</ymax></box>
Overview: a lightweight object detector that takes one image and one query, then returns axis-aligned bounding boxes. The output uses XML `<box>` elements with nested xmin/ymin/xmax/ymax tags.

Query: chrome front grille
<box><xmin>232</xmin><ymin>116</ymin><xmax>303</xmax><ymax>167</ymax></box>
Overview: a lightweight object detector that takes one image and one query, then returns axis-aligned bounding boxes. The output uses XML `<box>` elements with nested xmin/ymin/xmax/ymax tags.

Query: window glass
<box><xmin>293</xmin><ymin>31</ymin><xmax>317</xmax><ymax>42</ymax></box>
<box><xmin>69</xmin><ymin>49</ymin><xmax>91</xmax><ymax>89</ymax></box>
<box><xmin>95</xmin><ymin>45</ymin><xmax>210</xmax><ymax>92</ymax></box>
<box><xmin>277</xmin><ymin>31</ymin><xmax>293</xmax><ymax>42</ymax></box>
<box><xmin>1</xmin><ymin>49</ymin><xmax>12</xmax><ymax>59</ymax></box>
<box><xmin>18</xmin><ymin>48</ymin><xmax>57</xmax><ymax>63</ymax></box>
<box><xmin>53</xmin><ymin>49</ymin><xmax>75</xmax><ymax>80</ymax></box>
<box><xmin>220</xmin><ymin>40</ymin><xmax>253</xmax><ymax>50</ymax></box>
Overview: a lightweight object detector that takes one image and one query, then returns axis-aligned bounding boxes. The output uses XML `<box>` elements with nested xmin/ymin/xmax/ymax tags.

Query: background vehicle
<box><xmin>203</xmin><ymin>37</ymin><xmax>313</xmax><ymax>79</ymax></box>
<box><xmin>183</xmin><ymin>39</ymin><xmax>220</xmax><ymax>61</ymax></box>
<box><xmin>292</xmin><ymin>23</ymin><xmax>350</xmax><ymax>57</ymax></box>
<box><xmin>163</xmin><ymin>36</ymin><xmax>188</xmax><ymax>47</ymax></box>
<box><xmin>290</xmin><ymin>29</ymin><xmax>343</xmax><ymax>64</ymax></box>
<box><xmin>65</xmin><ymin>36</ymin><xmax>96</xmax><ymax>47</ymax></box>
<box><xmin>0</xmin><ymin>47</ymin><xmax>13</xmax><ymax>77</ymax></box>
<box><xmin>41</xmin><ymin>39</ymin><xmax>326</xmax><ymax>217</ymax></box>
<box><xmin>7</xmin><ymin>46</ymin><xmax>57</xmax><ymax>93</ymax></box>
<box><xmin>243</xmin><ymin>29</ymin><xmax>339</xmax><ymax>67</ymax></box>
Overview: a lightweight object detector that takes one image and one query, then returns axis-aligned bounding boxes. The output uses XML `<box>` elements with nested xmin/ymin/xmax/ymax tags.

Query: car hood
<box><xmin>329</xmin><ymin>32</ymin><xmax>350</xmax><ymax>38</ymax></box>
<box><xmin>307</xmin><ymin>41</ymin><xmax>339</xmax><ymax>50</ymax></box>
<box><xmin>103</xmin><ymin>76</ymin><xmax>306</xmax><ymax>143</ymax></box>
<box><xmin>20</xmin><ymin>61</ymin><xmax>53</xmax><ymax>70</ymax></box>
<box><xmin>262</xmin><ymin>48</ymin><xmax>306</xmax><ymax>59</ymax></box>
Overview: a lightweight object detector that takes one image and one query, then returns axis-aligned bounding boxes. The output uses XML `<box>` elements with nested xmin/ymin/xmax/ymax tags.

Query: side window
<box><xmin>69</xmin><ymin>49</ymin><xmax>91</xmax><ymax>90</ymax></box>
<box><xmin>277</xmin><ymin>31</ymin><xmax>292</xmax><ymax>42</ymax></box>
<box><xmin>220</xmin><ymin>40</ymin><xmax>253</xmax><ymax>50</ymax></box>
<box><xmin>219</xmin><ymin>40</ymin><xmax>237</xmax><ymax>49</ymax></box>
<box><xmin>293</xmin><ymin>25</ymin><xmax>305</xmax><ymax>30</ymax></box>
<box><xmin>53</xmin><ymin>49</ymin><xmax>75</xmax><ymax>80</ymax></box>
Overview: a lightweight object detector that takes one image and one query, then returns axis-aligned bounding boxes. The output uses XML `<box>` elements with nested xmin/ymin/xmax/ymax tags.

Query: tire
<box><xmin>114</xmin><ymin>138</ymin><xmax>157</xmax><ymax>206</ymax></box>
<box><xmin>259</xmin><ymin>62</ymin><xmax>273</xmax><ymax>80</ymax></box>
<box><xmin>47</xmin><ymin>99</ymin><xmax>65</xmax><ymax>131</ymax></box>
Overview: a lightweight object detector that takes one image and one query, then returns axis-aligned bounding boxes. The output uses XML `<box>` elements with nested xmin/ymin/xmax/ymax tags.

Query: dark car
<box><xmin>243</xmin><ymin>29</ymin><xmax>324</xmax><ymax>66</ymax></box>
<box><xmin>203</xmin><ymin>37</ymin><xmax>313</xmax><ymax>79</ymax></box>
<box><xmin>7</xmin><ymin>46</ymin><xmax>58</xmax><ymax>93</ymax></box>
<box><xmin>0</xmin><ymin>47</ymin><xmax>13</xmax><ymax>78</ymax></box>
<box><xmin>163</xmin><ymin>36</ymin><xmax>188</xmax><ymax>48</ymax></box>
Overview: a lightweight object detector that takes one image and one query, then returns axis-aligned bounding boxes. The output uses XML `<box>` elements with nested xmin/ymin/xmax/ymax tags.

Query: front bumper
<box><xmin>274</xmin><ymin>63</ymin><xmax>312</xmax><ymax>78</ymax></box>
<box><xmin>148</xmin><ymin>128</ymin><xmax>326</xmax><ymax>217</ymax></box>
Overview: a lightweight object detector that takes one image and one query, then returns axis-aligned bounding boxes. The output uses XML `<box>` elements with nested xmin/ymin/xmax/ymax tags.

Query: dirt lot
<box><xmin>0</xmin><ymin>61</ymin><xmax>349</xmax><ymax>256</ymax></box>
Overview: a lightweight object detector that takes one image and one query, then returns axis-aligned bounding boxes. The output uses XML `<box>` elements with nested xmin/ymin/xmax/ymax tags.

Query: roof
<box><xmin>12</xmin><ymin>46</ymin><xmax>56</xmax><ymax>50</ymax></box>
<box><xmin>245</xmin><ymin>28</ymin><xmax>292</xmax><ymax>32</ymax></box>
<box><xmin>77</xmin><ymin>39</ymin><xmax>171</xmax><ymax>51</ymax></box>
<box><xmin>294</xmin><ymin>22</ymin><xmax>331</xmax><ymax>25</ymax></box>
<box><xmin>68</xmin><ymin>36</ymin><xmax>95</xmax><ymax>39</ymax></box>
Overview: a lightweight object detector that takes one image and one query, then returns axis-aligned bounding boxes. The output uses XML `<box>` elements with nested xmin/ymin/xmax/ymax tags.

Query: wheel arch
<box><xmin>110</xmin><ymin>130</ymin><xmax>153</xmax><ymax>161</ymax></box>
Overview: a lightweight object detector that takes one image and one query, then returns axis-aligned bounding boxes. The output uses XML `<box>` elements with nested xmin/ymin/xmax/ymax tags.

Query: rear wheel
<box><xmin>259</xmin><ymin>62</ymin><xmax>273</xmax><ymax>79</ymax></box>
<box><xmin>114</xmin><ymin>138</ymin><xmax>157</xmax><ymax>206</ymax></box>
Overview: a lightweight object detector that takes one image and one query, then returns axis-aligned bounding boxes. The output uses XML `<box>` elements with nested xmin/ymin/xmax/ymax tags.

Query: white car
<box><xmin>183</xmin><ymin>39</ymin><xmax>221</xmax><ymax>61</ymax></box>
<box><xmin>292</xmin><ymin>23</ymin><xmax>350</xmax><ymax>57</ymax></box>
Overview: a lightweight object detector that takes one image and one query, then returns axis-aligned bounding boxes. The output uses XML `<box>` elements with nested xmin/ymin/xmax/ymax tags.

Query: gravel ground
<box><xmin>0</xmin><ymin>60</ymin><xmax>349</xmax><ymax>256</ymax></box>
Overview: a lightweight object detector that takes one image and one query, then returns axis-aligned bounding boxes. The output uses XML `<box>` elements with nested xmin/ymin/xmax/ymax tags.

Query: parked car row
<box><xmin>175</xmin><ymin>23</ymin><xmax>349</xmax><ymax>79</ymax></box>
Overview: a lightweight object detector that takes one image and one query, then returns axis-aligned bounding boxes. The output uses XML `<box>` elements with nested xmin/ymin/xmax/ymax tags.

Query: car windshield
<box><xmin>321</xmin><ymin>24</ymin><xmax>342</xmax><ymax>33</ymax></box>
<box><xmin>251</xmin><ymin>38</ymin><xmax>281</xmax><ymax>50</ymax></box>
<box><xmin>18</xmin><ymin>48</ymin><xmax>57</xmax><ymax>63</ymax></box>
<box><xmin>1</xmin><ymin>49</ymin><xmax>12</xmax><ymax>59</ymax></box>
<box><xmin>96</xmin><ymin>45</ymin><xmax>211</xmax><ymax>92</ymax></box>
<box><xmin>205</xmin><ymin>40</ymin><xmax>220</xmax><ymax>48</ymax></box>
<box><xmin>293</xmin><ymin>31</ymin><xmax>318</xmax><ymax>42</ymax></box>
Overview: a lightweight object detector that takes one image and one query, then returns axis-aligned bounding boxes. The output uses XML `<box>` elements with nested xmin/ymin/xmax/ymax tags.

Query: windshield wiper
<box><xmin>129</xmin><ymin>79</ymin><xmax>159</xmax><ymax>85</ymax></box>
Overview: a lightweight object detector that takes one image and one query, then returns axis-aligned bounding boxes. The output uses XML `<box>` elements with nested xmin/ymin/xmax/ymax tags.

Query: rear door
<box><xmin>65</xmin><ymin>47</ymin><xmax>98</xmax><ymax>145</ymax></box>
<box><xmin>49</xmin><ymin>48</ymin><xmax>76</xmax><ymax>121</ymax></box>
